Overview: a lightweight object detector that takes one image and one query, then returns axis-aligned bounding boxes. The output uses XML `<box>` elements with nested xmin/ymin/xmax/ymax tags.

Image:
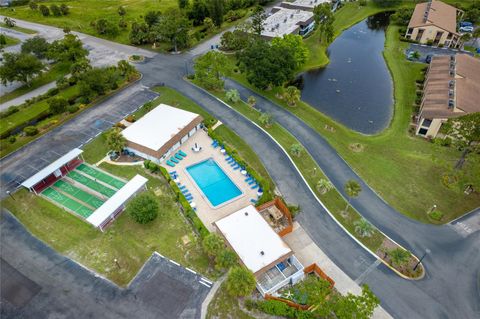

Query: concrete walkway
<box><xmin>283</xmin><ymin>222</ymin><xmax>392</xmax><ymax>319</ymax></box>
<box><xmin>0</xmin><ymin>81</ymin><xmax>57</xmax><ymax>111</ymax></box>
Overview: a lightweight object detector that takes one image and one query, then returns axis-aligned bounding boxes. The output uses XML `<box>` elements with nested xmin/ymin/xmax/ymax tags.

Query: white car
<box><xmin>459</xmin><ymin>26</ymin><xmax>474</xmax><ymax>32</ymax></box>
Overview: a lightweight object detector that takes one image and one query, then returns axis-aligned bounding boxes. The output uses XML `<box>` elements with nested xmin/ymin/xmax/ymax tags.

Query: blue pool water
<box><xmin>186</xmin><ymin>158</ymin><xmax>242</xmax><ymax>207</ymax></box>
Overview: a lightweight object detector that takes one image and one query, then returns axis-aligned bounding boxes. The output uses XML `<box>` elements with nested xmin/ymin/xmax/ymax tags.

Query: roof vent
<box><xmin>449</xmin><ymin>89</ymin><xmax>454</xmax><ymax>98</ymax></box>
<box><xmin>449</xmin><ymin>70</ymin><xmax>455</xmax><ymax>77</ymax></box>
<box><xmin>449</xmin><ymin>80</ymin><xmax>455</xmax><ymax>88</ymax></box>
<box><xmin>284</xmin><ymin>18</ymin><xmax>287</xmax><ymax>23</ymax></box>
<box><xmin>260</xmin><ymin>251</ymin><xmax>265</xmax><ymax>256</ymax></box>
<box><xmin>291</xmin><ymin>13</ymin><xmax>294</xmax><ymax>18</ymax></box>
<box><xmin>244</xmin><ymin>212</ymin><xmax>249</xmax><ymax>216</ymax></box>
<box><xmin>450</xmin><ymin>55</ymin><xmax>455</xmax><ymax>62</ymax></box>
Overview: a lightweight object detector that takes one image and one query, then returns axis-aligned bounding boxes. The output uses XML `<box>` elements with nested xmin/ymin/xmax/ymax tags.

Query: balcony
<box><xmin>256</xmin><ymin>255</ymin><xmax>304</xmax><ymax>296</ymax></box>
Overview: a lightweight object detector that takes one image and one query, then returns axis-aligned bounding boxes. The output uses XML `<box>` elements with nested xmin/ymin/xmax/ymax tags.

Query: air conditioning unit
<box><xmin>449</xmin><ymin>89</ymin><xmax>454</xmax><ymax>98</ymax></box>
<box><xmin>450</xmin><ymin>55</ymin><xmax>455</xmax><ymax>61</ymax></box>
<box><xmin>449</xmin><ymin>80</ymin><xmax>455</xmax><ymax>88</ymax></box>
<box><xmin>448</xmin><ymin>99</ymin><xmax>455</xmax><ymax>109</ymax></box>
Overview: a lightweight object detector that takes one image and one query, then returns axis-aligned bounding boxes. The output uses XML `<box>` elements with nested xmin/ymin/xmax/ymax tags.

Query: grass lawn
<box><xmin>207</xmin><ymin>281</ymin><xmax>256</xmax><ymax>319</ymax></box>
<box><xmin>0</xmin><ymin>21</ymin><xmax>37</xmax><ymax>34</ymax></box>
<box><xmin>227</xmin><ymin>17</ymin><xmax>480</xmax><ymax>223</ymax></box>
<box><xmin>1</xmin><ymin>164</ymin><xmax>210</xmax><ymax>286</ymax></box>
<box><xmin>0</xmin><ymin>34</ymin><xmax>20</xmax><ymax>48</ymax></box>
<box><xmin>0</xmin><ymin>62</ymin><xmax>71</xmax><ymax>104</ymax></box>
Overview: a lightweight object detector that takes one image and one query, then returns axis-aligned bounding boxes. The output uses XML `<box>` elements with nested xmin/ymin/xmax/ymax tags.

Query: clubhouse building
<box><xmin>261</xmin><ymin>7</ymin><xmax>315</xmax><ymax>39</ymax></box>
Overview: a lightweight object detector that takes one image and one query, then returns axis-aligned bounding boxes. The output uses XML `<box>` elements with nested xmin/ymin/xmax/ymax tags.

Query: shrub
<box><xmin>8</xmin><ymin>136</ymin><xmax>16</xmax><ymax>144</ymax></box>
<box><xmin>48</xmin><ymin>96</ymin><xmax>68</xmax><ymax>114</ymax></box>
<box><xmin>67</xmin><ymin>105</ymin><xmax>79</xmax><ymax>114</ymax></box>
<box><xmin>259</xmin><ymin>112</ymin><xmax>274</xmax><ymax>128</ymax></box>
<box><xmin>256</xmin><ymin>300</ymin><xmax>296</xmax><ymax>317</ymax></box>
<box><xmin>46</xmin><ymin>87</ymin><xmax>59</xmax><ymax>97</ymax></box>
<box><xmin>125</xmin><ymin>115</ymin><xmax>136</xmax><ymax>123</ymax></box>
<box><xmin>59</xmin><ymin>4</ymin><xmax>69</xmax><ymax>15</ymax></box>
<box><xmin>0</xmin><ymin>106</ymin><xmax>19</xmax><ymax>119</ymax></box>
<box><xmin>29</xmin><ymin>1</ymin><xmax>37</xmax><ymax>10</ymax></box>
<box><xmin>225</xmin><ymin>88</ymin><xmax>240</xmax><ymax>103</ymax></box>
<box><xmin>126</xmin><ymin>192</ymin><xmax>159</xmax><ymax>224</ymax></box>
<box><xmin>202</xmin><ymin>233</ymin><xmax>225</xmax><ymax>257</ymax></box>
<box><xmin>50</xmin><ymin>4</ymin><xmax>62</xmax><ymax>16</ymax></box>
<box><xmin>225</xmin><ymin>266</ymin><xmax>256</xmax><ymax>297</ymax></box>
<box><xmin>94</xmin><ymin>18</ymin><xmax>119</xmax><ymax>36</ymax></box>
<box><xmin>358</xmin><ymin>0</ymin><xmax>367</xmax><ymax>6</ymax></box>
<box><xmin>23</xmin><ymin>126</ymin><xmax>38</xmax><ymax>136</ymax></box>
<box><xmin>429</xmin><ymin>210</ymin><xmax>444</xmax><ymax>221</ymax></box>
<box><xmin>119</xmin><ymin>19</ymin><xmax>127</xmax><ymax>29</ymax></box>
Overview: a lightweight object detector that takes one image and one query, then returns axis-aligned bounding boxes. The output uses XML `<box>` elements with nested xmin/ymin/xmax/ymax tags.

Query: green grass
<box><xmin>0</xmin><ymin>34</ymin><xmax>20</xmax><ymax>48</ymax></box>
<box><xmin>0</xmin><ymin>21</ymin><xmax>37</xmax><ymax>34</ymax></box>
<box><xmin>0</xmin><ymin>84</ymin><xmax>79</xmax><ymax>137</ymax></box>
<box><xmin>0</xmin><ymin>63</ymin><xmax>71</xmax><ymax>104</ymax></box>
<box><xmin>226</xmin><ymin>22</ymin><xmax>480</xmax><ymax>223</ymax></box>
<box><xmin>2</xmin><ymin>164</ymin><xmax>211</xmax><ymax>286</ymax></box>
<box><xmin>207</xmin><ymin>281</ymin><xmax>256</xmax><ymax>319</ymax></box>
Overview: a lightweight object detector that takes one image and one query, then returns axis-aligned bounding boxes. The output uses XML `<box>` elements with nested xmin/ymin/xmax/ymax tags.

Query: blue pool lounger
<box><xmin>178</xmin><ymin>185</ymin><xmax>186</xmax><ymax>190</ymax></box>
<box><xmin>185</xmin><ymin>195</ymin><xmax>193</xmax><ymax>200</ymax></box>
<box><xmin>248</xmin><ymin>180</ymin><xmax>255</xmax><ymax>185</ymax></box>
<box><xmin>181</xmin><ymin>189</ymin><xmax>190</xmax><ymax>194</ymax></box>
<box><xmin>250</xmin><ymin>199</ymin><xmax>257</xmax><ymax>204</ymax></box>
<box><xmin>169</xmin><ymin>171</ymin><xmax>177</xmax><ymax>175</ymax></box>
<box><xmin>178</xmin><ymin>150</ymin><xmax>187</xmax><ymax>157</ymax></box>
<box><xmin>166</xmin><ymin>160</ymin><xmax>175</xmax><ymax>167</ymax></box>
<box><xmin>245</xmin><ymin>177</ymin><xmax>252</xmax><ymax>182</ymax></box>
<box><xmin>233</xmin><ymin>166</ymin><xmax>240</xmax><ymax>170</ymax></box>
<box><xmin>175</xmin><ymin>154</ymin><xmax>183</xmax><ymax>160</ymax></box>
<box><xmin>251</xmin><ymin>184</ymin><xmax>259</xmax><ymax>189</ymax></box>
<box><xmin>170</xmin><ymin>157</ymin><xmax>179</xmax><ymax>163</ymax></box>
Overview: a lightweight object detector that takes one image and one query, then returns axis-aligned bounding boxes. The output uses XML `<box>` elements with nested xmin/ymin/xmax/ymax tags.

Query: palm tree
<box><xmin>344</xmin><ymin>179</ymin><xmax>361</xmax><ymax>213</ymax></box>
<box><xmin>354</xmin><ymin>218</ymin><xmax>375</xmax><ymax>238</ymax></box>
<box><xmin>389</xmin><ymin>248</ymin><xmax>411</xmax><ymax>267</ymax></box>
<box><xmin>460</xmin><ymin>33</ymin><xmax>471</xmax><ymax>48</ymax></box>
<box><xmin>107</xmin><ymin>128</ymin><xmax>126</xmax><ymax>153</ymax></box>
<box><xmin>290</xmin><ymin>143</ymin><xmax>303</xmax><ymax>157</ymax></box>
<box><xmin>259</xmin><ymin>112</ymin><xmax>274</xmax><ymax>128</ymax></box>
<box><xmin>283</xmin><ymin>86</ymin><xmax>301</xmax><ymax>107</ymax></box>
<box><xmin>316</xmin><ymin>178</ymin><xmax>333</xmax><ymax>194</ymax></box>
<box><xmin>247</xmin><ymin>95</ymin><xmax>256</xmax><ymax>107</ymax></box>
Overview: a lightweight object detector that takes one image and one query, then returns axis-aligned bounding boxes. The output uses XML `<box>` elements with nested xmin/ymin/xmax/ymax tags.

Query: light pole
<box><xmin>413</xmin><ymin>248</ymin><xmax>431</xmax><ymax>271</ymax></box>
<box><xmin>6</xmin><ymin>191</ymin><xmax>15</xmax><ymax>201</ymax></box>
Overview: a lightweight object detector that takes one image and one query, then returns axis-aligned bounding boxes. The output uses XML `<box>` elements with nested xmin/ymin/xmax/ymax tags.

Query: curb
<box><xmin>186</xmin><ymin>79</ymin><xmax>425</xmax><ymax>280</ymax></box>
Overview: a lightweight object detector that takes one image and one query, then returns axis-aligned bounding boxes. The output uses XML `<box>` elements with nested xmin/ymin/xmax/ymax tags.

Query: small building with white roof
<box><xmin>261</xmin><ymin>7</ymin><xmax>315</xmax><ymax>39</ymax></box>
<box><xmin>281</xmin><ymin>0</ymin><xmax>330</xmax><ymax>12</ymax></box>
<box><xmin>215</xmin><ymin>205</ymin><xmax>304</xmax><ymax>296</ymax></box>
<box><xmin>122</xmin><ymin>104</ymin><xmax>203</xmax><ymax>163</ymax></box>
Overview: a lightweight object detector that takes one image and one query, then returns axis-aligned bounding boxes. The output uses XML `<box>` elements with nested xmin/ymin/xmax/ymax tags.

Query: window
<box><xmin>418</xmin><ymin>128</ymin><xmax>428</xmax><ymax>135</ymax></box>
<box><xmin>421</xmin><ymin>119</ymin><xmax>432</xmax><ymax>128</ymax></box>
<box><xmin>407</xmin><ymin>28</ymin><xmax>413</xmax><ymax>34</ymax></box>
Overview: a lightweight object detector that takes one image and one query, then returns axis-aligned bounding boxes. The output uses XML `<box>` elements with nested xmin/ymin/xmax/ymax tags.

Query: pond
<box><xmin>300</xmin><ymin>13</ymin><xmax>393</xmax><ymax>134</ymax></box>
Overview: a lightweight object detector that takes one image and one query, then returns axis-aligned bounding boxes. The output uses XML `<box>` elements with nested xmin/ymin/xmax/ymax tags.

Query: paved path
<box><xmin>0</xmin><ymin>211</ymin><xmax>210</xmax><ymax>319</ymax></box>
<box><xmin>0</xmin><ymin>81</ymin><xmax>56</xmax><ymax>111</ymax></box>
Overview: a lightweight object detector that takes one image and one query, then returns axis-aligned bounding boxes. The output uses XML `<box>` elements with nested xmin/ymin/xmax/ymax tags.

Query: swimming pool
<box><xmin>186</xmin><ymin>158</ymin><xmax>242</xmax><ymax>207</ymax></box>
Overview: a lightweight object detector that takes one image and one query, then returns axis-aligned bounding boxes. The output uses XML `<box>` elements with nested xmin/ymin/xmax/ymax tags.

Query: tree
<box><xmin>316</xmin><ymin>178</ymin><xmax>333</xmax><ymax>194</ymax></box>
<box><xmin>117</xmin><ymin>60</ymin><xmax>135</xmax><ymax>77</ymax></box>
<box><xmin>215</xmin><ymin>249</ymin><xmax>237</xmax><ymax>270</ymax></box>
<box><xmin>388</xmin><ymin>248</ymin><xmax>411</xmax><ymax>267</ymax></box>
<box><xmin>371</xmin><ymin>0</ymin><xmax>401</xmax><ymax>7</ymax></box>
<box><xmin>178</xmin><ymin>0</ymin><xmax>189</xmax><ymax>9</ymax></box>
<box><xmin>126</xmin><ymin>192</ymin><xmax>159</xmax><ymax>224</ymax></box>
<box><xmin>259</xmin><ymin>112</ymin><xmax>274</xmax><ymax>128</ymax></box>
<box><xmin>460</xmin><ymin>33</ymin><xmax>471</xmax><ymax>47</ymax></box>
<box><xmin>129</xmin><ymin>22</ymin><xmax>150</xmax><ymax>45</ymax></box>
<box><xmin>78</xmin><ymin>67</ymin><xmax>120</xmax><ymax>100</ymax></box>
<box><xmin>152</xmin><ymin>9</ymin><xmax>190</xmax><ymax>52</ymax></box>
<box><xmin>0</xmin><ymin>52</ymin><xmax>43</xmax><ymax>87</ymax></box>
<box><xmin>107</xmin><ymin>127</ymin><xmax>126</xmax><ymax>153</ymax></box>
<box><xmin>39</xmin><ymin>5</ymin><xmax>50</xmax><ymax>16</ymax></box>
<box><xmin>203</xmin><ymin>17</ymin><xmax>214</xmax><ymax>32</ymax></box>
<box><xmin>188</xmin><ymin>0</ymin><xmax>209</xmax><ymax>26</ymax></box>
<box><xmin>247</xmin><ymin>95</ymin><xmax>256</xmax><ymax>107</ymax></box>
<box><xmin>290</xmin><ymin>143</ymin><xmax>302</xmax><ymax>157</ymax></box>
<box><xmin>344</xmin><ymin>179</ymin><xmax>361</xmax><ymax>212</ymax></box>
<box><xmin>0</xmin><ymin>34</ymin><xmax>6</xmax><ymax>48</ymax></box>
<box><xmin>472</xmin><ymin>28</ymin><xmax>480</xmax><ymax>42</ymax></box>
<box><xmin>50</xmin><ymin>4</ymin><xmax>62</xmax><ymax>16</ymax></box>
<box><xmin>4</xmin><ymin>17</ymin><xmax>16</xmax><ymax>27</ymax></box>
<box><xmin>59</xmin><ymin>4</ymin><xmax>69</xmax><ymax>15</ymax></box>
<box><xmin>225</xmin><ymin>266</ymin><xmax>256</xmax><ymax>297</ymax></box>
<box><xmin>202</xmin><ymin>233</ymin><xmax>224</xmax><ymax>257</ymax></box>
<box><xmin>272</xmin><ymin>34</ymin><xmax>309</xmax><ymax>68</ymax></box>
<box><xmin>237</xmin><ymin>39</ymin><xmax>296</xmax><ymax>89</ymax></box>
<box><xmin>443</xmin><ymin>113</ymin><xmax>480</xmax><ymax>169</ymax></box>
<box><xmin>47</xmin><ymin>34</ymin><xmax>88</xmax><ymax>63</ymax></box>
<box><xmin>29</xmin><ymin>1</ymin><xmax>38</xmax><ymax>10</ymax></box>
<box><xmin>226</xmin><ymin>89</ymin><xmax>240</xmax><ymax>103</ymax></box>
<box><xmin>220</xmin><ymin>29</ymin><xmax>249</xmax><ymax>51</ymax></box>
<box><xmin>118</xmin><ymin>6</ymin><xmax>126</xmax><ymax>16</ymax></box>
<box><xmin>390</xmin><ymin>8</ymin><xmax>413</xmax><ymax>26</ymax></box>
<box><xmin>70</xmin><ymin>58</ymin><xmax>92</xmax><ymax>79</ymax></box>
<box><xmin>208</xmin><ymin>0</ymin><xmax>224</xmax><ymax>27</ymax></box>
<box><xmin>194</xmin><ymin>50</ymin><xmax>229</xmax><ymax>90</ymax></box>
<box><xmin>283</xmin><ymin>86</ymin><xmax>301</xmax><ymax>106</ymax></box>
<box><xmin>314</xmin><ymin>3</ymin><xmax>334</xmax><ymax>43</ymax></box>
<box><xmin>333</xmin><ymin>285</ymin><xmax>379</xmax><ymax>319</ymax></box>
<box><xmin>47</xmin><ymin>96</ymin><xmax>68</xmax><ymax>114</ymax></box>
<box><xmin>94</xmin><ymin>18</ymin><xmax>119</xmax><ymax>36</ymax></box>
<box><xmin>251</xmin><ymin>5</ymin><xmax>266</xmax><ymax>35</ymax></box>
<box><xmin>353</xmin><ymin>218</ymin><xmax>375</xmax><ymax>238</ymax></box>
<box><xmin>144</xmin><ymin>10</ymin><xmax>162</xmax><ymax>27</ymax></box>
<box><xmin>21</xmin><ymin>36</ymin><xmax>50</xmax><ymax>59</ymax></box>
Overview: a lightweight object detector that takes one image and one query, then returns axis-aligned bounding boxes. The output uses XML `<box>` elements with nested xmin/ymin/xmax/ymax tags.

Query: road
<box><xmin>1</xmin><ymin>17</ymin><xmax>479</xmax><ymax>319</ymax></box>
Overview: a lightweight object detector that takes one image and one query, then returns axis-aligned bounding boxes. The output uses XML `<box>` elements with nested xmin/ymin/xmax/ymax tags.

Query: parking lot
<box><xmin>0</xmin><ymin>83</ymin><xmax>159</xmax><ymax>197</ymax></box>
<box><xmin>0</xmin><ymin>212</ymin><xmax>211</xmax><ymax>319</ymax></box>
<box><xmin>407</xmin><ymin>43</ymin><xmax>474</xmax><ymax>63</ymax></box>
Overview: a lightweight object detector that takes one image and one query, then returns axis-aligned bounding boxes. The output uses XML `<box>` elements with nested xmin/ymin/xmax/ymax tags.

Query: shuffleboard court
<box><xmin>67</xmin><ymin>171</ymin><xmax>116</xmax><ymax>198</ymax></box>
<box><xmin>42</xmin><ymin>188</ymin><xmax>93</xmax><ymax>218</ymax></box>
<box><xmin>76</xmin><ymin>164</ymin><xmax>126</xmax><ymax>189</ymax></box>
<box><xmin>53</xmin><ymin>180</ymin><xmax>104</xmax><ymax>209</ymax></box>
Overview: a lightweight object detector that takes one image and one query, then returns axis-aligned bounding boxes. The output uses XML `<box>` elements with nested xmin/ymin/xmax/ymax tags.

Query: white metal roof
<box><xmin>122</xmin><ymin>104</ymin><xmax>200</xmax><ymax>152</ymax></box>
<box><xmin>86</xmin><ymin>174</ymin><xmax>148</xmax><ymax>227</ymax></box>
<box><xmin>215</xmin><ymin>205</ymin><xmax>292</xmax><ymax>274</ymax></box>
<box><xmin>21</xmin><ymin>148</ymin><xmax>83</xmax><ymax>189</ymax></box>
<box><xmin>284</xmin><ymin>0</ymin><xmax>330</xmax><ymax>9</ymax></box>
<box><xmin>262</xmin><ymin>7</ymin><xmax>314</xmax><ymax>38</ymax></box>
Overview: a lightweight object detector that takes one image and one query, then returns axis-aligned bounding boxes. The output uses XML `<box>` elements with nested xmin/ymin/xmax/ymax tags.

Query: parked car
<box><xmin>425</xmin><ymin>54</ymin><xmax>433</xmax><ymax>64</ymax></box>
<box><xmin>459</xmin><ymin>21</ymin><xmax>473</xmax><ymax>28</ymax></box>
<box><xmin>459</xmin><ymin>26</ymin><xmax>474</xmax><ymax>32</ymax></box>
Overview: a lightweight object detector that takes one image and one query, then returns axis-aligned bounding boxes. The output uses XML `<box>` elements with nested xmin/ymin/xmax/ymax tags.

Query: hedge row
<box><xmin>145</xmin><ymin>160</ymin><xmax>210</xmax><ymax>238</ymax></box>
<box><xmin>246</xmin><ymin>300</ymin><xmax>315</xmax><ymax>319</ymax></box>
<box><xmin>207</xmin><ymin>128</ymin><xmax>273</xmax><ymax>205</ymax></box>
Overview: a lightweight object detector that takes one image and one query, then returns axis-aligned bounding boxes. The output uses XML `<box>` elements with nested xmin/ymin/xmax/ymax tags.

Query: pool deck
<box><xmin>160</xmin><ymin>129</ymin><xmax>259</xmax><ymax>231</ymax></box>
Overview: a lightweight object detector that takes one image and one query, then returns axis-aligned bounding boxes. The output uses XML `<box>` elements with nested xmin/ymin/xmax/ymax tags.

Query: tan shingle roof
<box><xmin>420</xmin><ymin>54</ymin><xmax>480</xmax><ymax>119</ymax></box>
<box><xmin>408</xmin><ymin>0</ymin><xmax>459</xmax><ymax>35</ymax></box>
